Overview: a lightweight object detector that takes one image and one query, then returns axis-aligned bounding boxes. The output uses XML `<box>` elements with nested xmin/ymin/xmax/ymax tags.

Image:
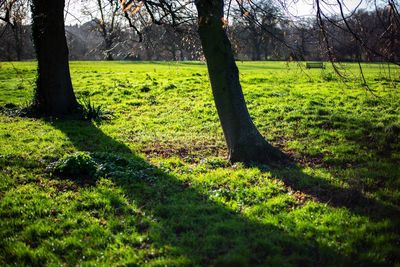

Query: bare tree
<box><xmin>233</xmin><ymin>0</ymin><xmax>282</xmax><ymax>60</ymax></box>
<box><xmin>82</xmin><ymin>0</ymin><xmax>122</xmax><ymax>60</ymax></box>
<box><xmin>30</xmin><ymin>0</ymin><xmax>79</xmax><ymax>115</ymax></box>
<box><xmin>313</xmin><ymin>0</ymin><xmax>400</xmax><ymax>77</ymax></box>
<box><xmin>0</xmin><ymin>0</ymin><xmax>29</xmax><ymax>60</ymax></box>
<box><xmin>195</xmin><ymin>0</ymin><xmax>285</xmax><ymax>162</ymax></box>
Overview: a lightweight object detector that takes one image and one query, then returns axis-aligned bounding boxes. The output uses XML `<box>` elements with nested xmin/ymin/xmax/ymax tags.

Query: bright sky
<box><xmin>65</xmin><ymin>0</ymin><xmax>83</xmax><ymax>25</ymax></box>
<box><xmin>64</xmin><ymin>0</ymin><xmax>381</xmax><ymax>25</ymax></box>
<box><xmin>286</xmin><ymin>0</ymin><xmax>376</xmax><ymax>18</ymax></box>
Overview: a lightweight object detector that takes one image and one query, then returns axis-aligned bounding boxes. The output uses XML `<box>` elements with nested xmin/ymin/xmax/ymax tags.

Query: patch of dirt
<box><xmin>141</xmin><ymin>142</ymin><xmax>226</xmax><ymax>160</ymax></box>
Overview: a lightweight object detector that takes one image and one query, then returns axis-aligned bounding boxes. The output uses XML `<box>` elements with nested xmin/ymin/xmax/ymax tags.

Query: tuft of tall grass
<box><xmin>79</xmin><ymin>97</ymin><xmax>113</xmax><ymax>121</ymax></box>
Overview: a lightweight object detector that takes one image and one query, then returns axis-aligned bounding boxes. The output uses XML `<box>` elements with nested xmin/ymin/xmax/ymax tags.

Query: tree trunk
<box><xmin>195</xmin><ymin>0</ymin><xmax>283</xmax><ymax>163</ymax></box>
<box><xmin>106</xmin><ymin>51</ymin><xmax>113</xmax><ymax>61</ymax></box>
<box><xmin>105</xmin><ymin>38</ymin><xmax>114</xmax><ymax>60</ymax></box>
<box><xmin>31</xmin><ymin>0</ymin><xmax>78</xmax><ymax>115</ymax></box>
<box><xmin>252</xmin><ymin>36</ymin><xmax>262</xmax><ymax>61</ymax></box>
<box><xmin>12</xmin><ymin>24</ymin><xmax>22</xmax><ymax>61</ymax></box>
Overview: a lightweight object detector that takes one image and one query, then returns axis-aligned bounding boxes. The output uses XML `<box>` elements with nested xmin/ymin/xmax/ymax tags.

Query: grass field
<box><xmin>0</xmin><ymin>61</ymin><xmax>399</xmax><ymax>266</ymax></box>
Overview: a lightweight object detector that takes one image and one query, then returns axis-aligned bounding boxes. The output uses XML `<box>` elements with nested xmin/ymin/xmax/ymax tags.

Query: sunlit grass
<box><xmin>0</xmin><ymin>61</ymin><xmax>399</xmax><ymax>266</ymax></box>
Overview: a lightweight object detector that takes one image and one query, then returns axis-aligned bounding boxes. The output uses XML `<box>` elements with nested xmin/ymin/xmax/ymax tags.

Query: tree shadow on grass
<box><xmin>50</xmin><ymin>119</ymin><xmax>397</xmax><ymax>266</ymax></box>
<box><xmin>262</xmin><ymin>164</ymin><xmax>400</xmax><ymax>222</ymax></box>
<box><xmin>282</xmin><ymin>113</ymin><xmax>400</xmax><ymax>220</ymax></box>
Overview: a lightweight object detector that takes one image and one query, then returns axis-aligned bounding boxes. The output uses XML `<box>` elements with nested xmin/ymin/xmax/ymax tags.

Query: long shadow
<box><xmin>50</xmin><ymin>119</ymin><xmax>397</xmax><ymax>265</ymax></box>
<box><xmin>267</xmin><ymin>112</ymin><xmax>400</xmax><ymax>221</ymax></box>
<box><xmin>263</xmin><ymin>164</ymin><xmax>400</xmax><ymax>221</ymax></box>
<box><xmin>319</xmin><ymin>113</ymin><xmax>399</xmax><ymax>160</ymax></box>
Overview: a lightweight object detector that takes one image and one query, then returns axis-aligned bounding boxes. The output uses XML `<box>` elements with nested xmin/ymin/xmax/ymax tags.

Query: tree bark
<box><xmin>195</xmin><ymin>0</ymin><xmax>283</xmax><ymax>163</ymax></box>
<box><xmin>251</xmin><ymin>31</ymin><xmax>262</xmax><ymax>61</ymax></box>
<box><xmin>11</xmin><ymin>24</ymin><xmax>23</xmax><ymax>61</ymax></box>
<box><xmin>31</xmin><ymin>0</ymin><xmax>78</xmax><ymax>115</ymax></box>
<box><xmin>104</xmin><ymin>37</ymin><xmax>114</xmax><ymax>60</ymax></box>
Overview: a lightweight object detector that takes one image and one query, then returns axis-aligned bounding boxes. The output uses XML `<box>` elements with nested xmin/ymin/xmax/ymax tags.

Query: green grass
<box><xmin>0</xmin><ymin>61</ymin><xmax>399</xmax><ymax>266</ymax></box>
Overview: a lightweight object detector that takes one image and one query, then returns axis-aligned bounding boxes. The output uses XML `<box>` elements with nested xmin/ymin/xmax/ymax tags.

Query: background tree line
<box><xmin>1</xmin><ymin>0</ymin><xmax>398</xmax><ymax>62</ymax></box>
